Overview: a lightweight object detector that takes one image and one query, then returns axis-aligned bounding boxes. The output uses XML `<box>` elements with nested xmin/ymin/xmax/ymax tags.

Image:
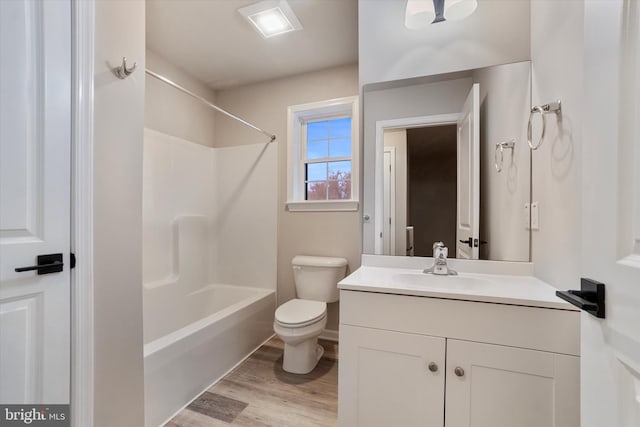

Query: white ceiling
<box><xmin>146</xmin><ymin>0</ymin><xmax>358</xmax><ymax>90</ymax></box>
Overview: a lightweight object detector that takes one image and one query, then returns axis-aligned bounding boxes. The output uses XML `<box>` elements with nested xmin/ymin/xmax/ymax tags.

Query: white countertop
<box><xmin>339</xmin><ymin>263</ymin><xmax>578</xmax><ymax>311</ymax></box>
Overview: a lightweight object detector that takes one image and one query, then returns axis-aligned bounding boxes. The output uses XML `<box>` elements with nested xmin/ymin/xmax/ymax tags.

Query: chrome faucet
<box><xmin>423</xmin><ymin>242</ymin><xmax>457</xmax><ymax>276</ymax></box>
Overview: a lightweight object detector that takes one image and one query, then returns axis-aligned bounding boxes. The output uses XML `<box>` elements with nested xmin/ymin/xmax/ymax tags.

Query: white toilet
<box><xmin>274</xmin><ymin>255</ymin><xmax>347</xmax><ymax>374</ymax></box>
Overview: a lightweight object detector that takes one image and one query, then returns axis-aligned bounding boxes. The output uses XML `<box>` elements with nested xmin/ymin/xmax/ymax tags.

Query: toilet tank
<box><xmin>291</xmin><ymin>256</ymin><xmax>348</xmax><ymax>303</ymax></box>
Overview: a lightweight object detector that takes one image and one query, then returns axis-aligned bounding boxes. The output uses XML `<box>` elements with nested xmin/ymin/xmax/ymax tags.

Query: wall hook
<box><xmin>114</xmin><ymin>57</ymin><xmax>137</xmax><ymax>79</ymax></box>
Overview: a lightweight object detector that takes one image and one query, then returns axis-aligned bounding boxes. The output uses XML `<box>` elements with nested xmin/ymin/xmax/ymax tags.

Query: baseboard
<box><xmin>319</xmin><ymin>329</ymin><xmax>339</xmax><ymax>342</ymax></box>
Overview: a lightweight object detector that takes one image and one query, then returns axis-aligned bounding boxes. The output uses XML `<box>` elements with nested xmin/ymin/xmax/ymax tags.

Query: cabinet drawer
<box><xmin>340</xmin><ymin>290</ymin><xmax>579</xmax><ymax>356</ymax></box>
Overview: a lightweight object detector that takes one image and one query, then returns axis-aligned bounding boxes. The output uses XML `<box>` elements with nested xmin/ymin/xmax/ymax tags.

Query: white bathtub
<box><xmin>143</xmin><ymin>283</ymin><xmax>275</xmax><ymax>427</ymax></box>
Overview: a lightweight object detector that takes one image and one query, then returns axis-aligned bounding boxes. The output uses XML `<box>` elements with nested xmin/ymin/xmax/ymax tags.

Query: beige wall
<box><xmin>145</xmin><ymin>49</ymin><xmax>216</xmax><ymax>146</ymax></box>
<box><xmin>215</xmin><ymin>64</ymin><xmax>360</xmax><ymax>331</ymax></box>
<box><xmin>472</xmin><ymin>62</ymin><xmax>531</xmax><ymax>262</ymax></box>
<box><xmin>93</xmin><ymin>1</ymin><xmax>146</xmax><ymax>426</ymax></box>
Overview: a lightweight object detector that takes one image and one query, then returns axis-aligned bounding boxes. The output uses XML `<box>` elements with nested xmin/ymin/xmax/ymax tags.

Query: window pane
<box><xmin>306</xmin><ymin>181</ymin><xmax>327</xmax><ymax>200</ymax></box>
<box><xmin>307</xmin><ymin>121</ymin><xmax>329</xmax><ymax>141</ymax></box>
<box><xmin>307</xmin><ymin>140</ymin><xmax>328</xmax><ymax>159</ymax></box>
<box><xmin>329</xmin><ymin>138</ymin><xmax>351</xmax><ymax>158</ymax></box>
<box><xmin>328</xmin><ymin>161</ymin><xmax>352</xmax><ymax>200</ymax></box>
<box><xmin>328</xmin><ymin>160</ymin><xmax>351</xmax><ymax>180</ymax></box>
<box><xmin>328</xmin><ymin>179</ymin><xmax>351</xmax><ymax>200</ymax></box>
<box><xmin>330</xmin><ymin>117</ymin><xmax>351</xmax><ymax>138</ymax></box>
<box><xmin>306</xmin><ymin>162</ymin><xmax>327</xmax><ymax>181</ymax></box>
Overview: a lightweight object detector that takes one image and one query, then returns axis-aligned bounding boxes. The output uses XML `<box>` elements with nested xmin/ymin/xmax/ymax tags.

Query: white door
<box><xmin>382</xmin><ymin>148</ymin><xmax>395</xmax><ymax>255</ymax></box>
<box><xmin>456</xmin><ymin>84</ymin><xmax>480</xmax><ymax>259</ymax></box>
<box><xmin>445</xmin><ymin>339</ymin><xmax>579</xmax><ymax>427</ymax></box>
<box><xmin>338</xmin><ymin>325</ymin><xmax>446</xmax><ymax>427</ymax></box>
<box><xmin>580</xmin><ymin>2</ymin><xmax>640</xmax><ymax>426</ymax></box>
<box><xmin>0</xmin><ymin>0</ymin><xmax>71</xmax><ymax>404</ymax></box>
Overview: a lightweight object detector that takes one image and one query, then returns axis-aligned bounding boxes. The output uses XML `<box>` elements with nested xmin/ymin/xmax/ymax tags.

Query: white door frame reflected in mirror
<box><xmin>456</xmin><ymin>83</ymin><xmax>480</xmax><ymax>260</ymax></box>
<box><xmin>374</xmin><ymin>113</ymin><xmax>460</xmax><ymax>255</ymax></box>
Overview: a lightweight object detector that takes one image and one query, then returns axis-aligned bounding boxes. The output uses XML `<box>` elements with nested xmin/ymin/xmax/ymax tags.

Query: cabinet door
<box><xmin>338</xmin><ymin>325</ymin><xmax>446</xmax><ymax>427</ymax></box>
<box><xmin>445</xmin><ymin>339</ymin><xmax>579</xmax><ymax>427</ymax></box>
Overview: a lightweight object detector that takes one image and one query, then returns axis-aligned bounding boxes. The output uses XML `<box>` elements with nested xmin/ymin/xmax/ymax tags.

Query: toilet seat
<box><xmin>275</xmin><ymin>299</ymin><xmax>327</xmax><ymax>328</ymax></box>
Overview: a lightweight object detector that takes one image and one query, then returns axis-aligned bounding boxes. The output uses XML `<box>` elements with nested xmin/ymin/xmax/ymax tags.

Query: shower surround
<box><xmin>141</xmin><ymin>129</ymin><xmax>277</xmax><ymax>427</ymax></box>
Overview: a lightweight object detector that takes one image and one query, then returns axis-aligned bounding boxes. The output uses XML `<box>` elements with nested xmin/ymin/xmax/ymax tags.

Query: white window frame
<box><xmin>286</xmin><ymin>96</ymin><xmax>359</xmax><ymax>212</ymax></box>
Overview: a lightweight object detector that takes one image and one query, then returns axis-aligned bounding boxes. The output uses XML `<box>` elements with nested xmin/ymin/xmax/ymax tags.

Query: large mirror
<box><xmin>362</xmin><ymin>61</ymin><xmax>531</xmax><ymax>262</ymax></box>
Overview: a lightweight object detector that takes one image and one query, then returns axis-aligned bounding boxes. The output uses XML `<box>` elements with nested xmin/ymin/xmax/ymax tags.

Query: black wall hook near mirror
<box><xmin>556</xmin><ymin>278</ymin><xmax>605</xmax><ymax>318</ymax></box>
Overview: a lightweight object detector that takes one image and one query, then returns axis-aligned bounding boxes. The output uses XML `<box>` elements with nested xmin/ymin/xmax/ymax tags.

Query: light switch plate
<box><xmin>531</xmin><ymin>201</ymin><xmax>540</xmax><ymax>230</ymax></box>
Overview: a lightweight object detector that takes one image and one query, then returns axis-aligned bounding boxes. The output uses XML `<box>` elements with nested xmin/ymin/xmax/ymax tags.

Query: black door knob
<box><xmin>15</xmin><ymin>253</ymin><xmax>64</xmax><ymax>275</ymax></box>
<box><xmin>459</xmin><ymin>238</ymin><xmax>473</xmax><ymax>247</ymax></box>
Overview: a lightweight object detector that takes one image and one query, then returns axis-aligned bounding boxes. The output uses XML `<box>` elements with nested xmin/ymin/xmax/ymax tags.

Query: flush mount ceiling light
<box><xmin>405</xmin><ymin>0</ymin><xmax>477</xmax><ymax>29</ymax></box>
<box><xmin>238</xmin><ymin>0</ymin><xmax>302</xmax><ymax>39</ymax></box>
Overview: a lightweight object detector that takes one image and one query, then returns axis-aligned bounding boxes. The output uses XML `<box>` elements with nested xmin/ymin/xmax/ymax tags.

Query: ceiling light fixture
<box><xmin>405</xmin><ymin>0</ymin><xmax>477</xmax><ymax>29</ymax></box>
<box><xmin>238</xmin><ymin>0</ymin><xmax>302</xmax><ymax>39</ymax></box>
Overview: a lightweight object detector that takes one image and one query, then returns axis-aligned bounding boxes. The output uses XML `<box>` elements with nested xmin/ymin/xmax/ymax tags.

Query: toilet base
<box><xmin>282</xmin><ymin>339</ymin><xmax>324</xmax><ymax>374</ymax></box>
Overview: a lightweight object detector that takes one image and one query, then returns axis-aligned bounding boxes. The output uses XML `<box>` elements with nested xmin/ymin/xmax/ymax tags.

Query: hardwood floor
<box><xmin>167</xmin><ymin>337</ymin><xmax>339</xmax><ymax>427</ymax></box>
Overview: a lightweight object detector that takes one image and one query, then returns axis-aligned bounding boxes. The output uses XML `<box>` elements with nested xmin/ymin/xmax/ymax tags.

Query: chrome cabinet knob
<box><xmin>428</xmin><ymin>362</ymin><xmax>438</xmax><ymax>372</ymax></box>
<box><xmin>454</xmin><ymin>367</ymin><xmax>465</xmax><ymax>377</ymax></box>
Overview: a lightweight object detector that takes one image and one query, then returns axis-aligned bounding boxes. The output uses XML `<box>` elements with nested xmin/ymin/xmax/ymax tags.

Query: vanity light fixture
<box><xmin>405</xmin><ymin>0</ymin><xmax>477</xmax><ymax>29</ymax></box>
<box><xmin>238</xmin><ymin>0</ymin><xmax>303</xmax><ymax>39</ymax></box>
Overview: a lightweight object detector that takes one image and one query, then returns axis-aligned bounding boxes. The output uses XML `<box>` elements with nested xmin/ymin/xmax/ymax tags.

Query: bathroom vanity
<box><xmin>337</xmin><ymin>256</ymin><xmax>580</xmax><ymax>427</ymax></box>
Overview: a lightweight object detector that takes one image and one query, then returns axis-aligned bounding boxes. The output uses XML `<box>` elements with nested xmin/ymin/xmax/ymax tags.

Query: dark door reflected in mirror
<box><xmin>407</xmin><ymin>125</ymin><xmax>457</xmax><ymax>257</ymax></box>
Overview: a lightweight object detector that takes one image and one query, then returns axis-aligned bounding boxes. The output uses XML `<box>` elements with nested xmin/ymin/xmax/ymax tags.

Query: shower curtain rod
<box><xmin>145</xmin><ymin>68</ymin><xmax>276</xmax><ymax>142</ymax></box>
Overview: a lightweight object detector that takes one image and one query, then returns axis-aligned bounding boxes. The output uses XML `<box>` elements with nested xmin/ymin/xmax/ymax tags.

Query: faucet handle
<box><xmin>432</xmin><ymin>242</ymin><xmax>447</xmax><ymax>259</ymax></box>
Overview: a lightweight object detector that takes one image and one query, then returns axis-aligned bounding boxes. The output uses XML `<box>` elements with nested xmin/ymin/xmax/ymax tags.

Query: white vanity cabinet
<box><xmin>444</xmin><ymin>339</ymin><xmax>579</xmax><ymax>427</ymax></box>
<box><xmin>338</xmin><ymin>289</ymin><xmax>580</xmax><ymax>427</ymax></box>
<box><xmin>340</xmin><ymin>325</ymin><xmax>446</xmax><ymax>427</ymax></box>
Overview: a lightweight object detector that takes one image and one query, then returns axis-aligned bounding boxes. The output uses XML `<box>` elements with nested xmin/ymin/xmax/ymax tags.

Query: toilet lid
<box><xmin>275</xmin><ymin>299</ymin><xmax>327</xmax><ymax>326</ymax></box>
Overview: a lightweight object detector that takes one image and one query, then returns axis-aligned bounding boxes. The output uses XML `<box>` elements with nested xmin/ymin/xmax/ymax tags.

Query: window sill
<box><xmin>286</xmin><ymin>200</ymin><xmax>359</xmax><ymax>212</ymax></box>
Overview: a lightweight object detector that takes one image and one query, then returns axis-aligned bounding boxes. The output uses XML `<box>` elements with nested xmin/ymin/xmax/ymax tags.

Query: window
<box><xmin>305</xmin><ymin>117</ymin><xmax>352</xmax><ymax>201</ymax></box>
<box><xmin>287</xmin><ymin>96</ymin><xmax>359</xmax><ymax>212</ymax></box>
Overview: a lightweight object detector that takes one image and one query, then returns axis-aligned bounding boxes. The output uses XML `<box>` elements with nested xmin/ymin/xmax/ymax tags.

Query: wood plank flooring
<box><xmin>167</xmin><ymin>337</ymin><xmax>338</xmax><ymax>427</ymax></box>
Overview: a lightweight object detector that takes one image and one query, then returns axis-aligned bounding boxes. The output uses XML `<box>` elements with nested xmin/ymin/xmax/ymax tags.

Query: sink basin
<box><xmin>391</xmin><ymin>273</ymin><xmax>491</xmax><ymax>291</ymax></box>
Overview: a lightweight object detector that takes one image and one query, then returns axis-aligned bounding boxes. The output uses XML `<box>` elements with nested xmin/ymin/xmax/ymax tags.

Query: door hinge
<box><xmin>70</xmin><ymin>253</ymin><xmax>76</xmax><ymax>269</ymax></box>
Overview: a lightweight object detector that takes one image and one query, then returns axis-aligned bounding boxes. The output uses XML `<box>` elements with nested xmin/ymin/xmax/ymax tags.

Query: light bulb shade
<box><xmin>405</xmin><ymin>0</ymin><xmax>435</xmax><ymax>29</ymax></box>
<box><xmin>444</xmin><ymin>0</ymin><xmax>478</xmax><ymax>21</ymax></box>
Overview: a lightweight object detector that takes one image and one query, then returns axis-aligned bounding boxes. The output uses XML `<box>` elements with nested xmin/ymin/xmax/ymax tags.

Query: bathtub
<box><xmin>143</xmin><ymin>283</ymin><xmax>275</xmax><ymax>427</ymax></box>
